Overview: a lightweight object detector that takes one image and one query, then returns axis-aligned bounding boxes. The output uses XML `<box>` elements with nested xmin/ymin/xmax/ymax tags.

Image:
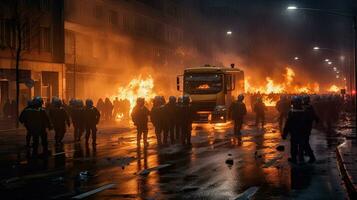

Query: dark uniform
<box><xmin>303</xmin><ymin>96</ymin><xmax>318</xmax><ymax>163</ymax></box>
<box><xmin>180</xmin><ymin>96</ymin><xmax>194</xmax><ymax>145</ymax></box>
<box><xmin>84</xmin><ymin>99</ymin><xmax>101</xmax><ymax>145</ymax></box>
<box><xmin>23</xmin><ymin>97</ymin><xmax>51</xmax><ymax>156</ymax></box>
<box><xmin>164</xmin><ymin>96</ymin><xmax>177</xmax><ymax>144</ymax></box>
<box><xmin>230</xmin><ymin>95</ymin><xmax>247</xmax><ymax>135</ymax></box>
<box><xmin>19</xmin><ymin>100</ymin><xmax>35</xmax><ymax>147</ymax></box>
<box><xmin>71</xmin><ymin>100</ymin><xmax>85</xmax><ymax>142</ymax></box>
<box><xmin>49</xmin><ymin>99</ymin><xmax>70</xmax><ymax>145</ymax></box>
<box><xmin>283</xmin><ymin>97</ymin><xmax>307</xmax><ymax>164</ymax></box>
<box><xmin>131</xmin><ymin>98</ymin><xmax>150</xmax><ymax>147</ymax></box>
<box><xmin>150</xmin><ymin>96</ymin><xmax>163</xmax><ymax>145</ymax></box>
<box><xmin>276</xmin><ymin>96</ymin><xmax>291</xmax><ymax>130</ymax></box>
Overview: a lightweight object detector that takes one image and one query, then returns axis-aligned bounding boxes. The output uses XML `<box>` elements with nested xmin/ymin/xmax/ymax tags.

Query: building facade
<box><xmin>64</xmin><ymin>0</ymin><xmax>184</xmax><ymax>100</ymax></box>
<box><xmin>0</xmin><ymin>0</ymin><xmax>65</xmax><ymax>112</ymax></box>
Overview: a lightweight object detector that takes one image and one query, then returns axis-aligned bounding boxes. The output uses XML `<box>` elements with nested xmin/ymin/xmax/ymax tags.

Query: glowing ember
<box><xmin>110</xmin><ymin>75</ymin><xmax>157</xmax><ymax>121</ymax></box>
<box><xmin>327</xmin><ymin>85</ymin><xmax>340</xmax><ymax>93</ymax></box>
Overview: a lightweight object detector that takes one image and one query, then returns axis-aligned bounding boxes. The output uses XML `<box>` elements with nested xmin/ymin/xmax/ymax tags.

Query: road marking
<box><xmin>72</xmin><ymin>183</ymin><xmax>116</xmax><ymax>199</ymax></box>
<box><xmin>53</xmin><ymin>150</ymin><xmax>75</xmax><ymax>156</ymax></box>
<box><xmin>234</xmin><ymin>186</ymin><xmax>259</xmax><ymax>200</ymax></box>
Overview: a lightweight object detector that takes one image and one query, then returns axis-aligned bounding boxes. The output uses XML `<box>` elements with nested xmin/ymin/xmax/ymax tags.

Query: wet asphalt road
<box><xmin>0</xmin><ymin>112</ymin><xmax>348</xmax><ymax>200</ymax></box>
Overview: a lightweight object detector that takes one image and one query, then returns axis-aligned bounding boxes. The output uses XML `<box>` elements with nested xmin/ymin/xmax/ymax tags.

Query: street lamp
<box><xmin>294</xmin><ymin>56</ymin><xmax>299</xmax><ymax>60</ymax></box>
<box><xmin>325</xmin><ymin>59</ymin><xmax>330</xmax><ymax>62</ymax></box>
<box><xmin>226</xmin><ymin>31</ymin><xmax>232</xmax><ymax>35</ymax></box>
<box><xmin>313</xmin><ymin>46</ymin><xmax>320</xmax><ymax>50</ymax></box>
<box><xmin>287</xmin><ymin>6</ymin><xmax>298</xmax><ymax>10</ymax></box>
<box><xmin>328</xmin><ymin>61</ymin><xmax>332</xmax><ymax>65</ymax></box>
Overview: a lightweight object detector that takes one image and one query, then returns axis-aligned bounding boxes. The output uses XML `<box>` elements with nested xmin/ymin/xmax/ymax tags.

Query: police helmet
<box><xmin>182</xmin><ymin>95</ymin><xmax>190</xmax><ymax>105</ymax></box>
<box><xmin>237</xmin><ymin>94</ymin><xmax>244</xmax><ymax>101</ymax></box>
<box><xmin>86</xmin><ymin>99</ymin><xmax>93</xmax><ymax>107</ymax></box>
<box><xmin>76</xmin><ymin>99</ymin><xmax>84</xmax><ymax>107</ymax></box>
<box><xmin>302</xmin><ymin>95</ymin><xmax>310</xmax><ymax>105</ymax></box>
<box><xmin>33</xmin><ymin>96</ymin><xmax>44</xmax><ymax>107</ymax></box>
<box><xmin>291</xmin><ymin>96</ymin><xmax>303</xmax><ymax>109</ymax></box>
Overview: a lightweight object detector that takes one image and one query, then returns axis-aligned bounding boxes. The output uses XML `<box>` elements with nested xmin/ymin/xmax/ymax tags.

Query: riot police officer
<box><xmin>164</xmin><ymin>96</ymin><xmax>177</xmax><ymax>144</ymax></box>
<box><xmin>71</xmin><ymin>99</ymin><xmax>85</xmax><ymax>142</ymax></box>
<box><xmin>150</xmin><ymin>96</ymin><xmax>163</xmax><ymax>145</ymax></box>
<box><xmin>49</xmin><ymin>97</ymin><xmax>70</xmax><ymax>146</ymax></box>
<box><xmin>276</xmin><ymin>95</ymin><xmax>290</xmax><ymax>130</ymax></box>
<box><xmin>180</xmin><ymin>95</ymin><xmax>194</xmax><ymax>145</ymax></box>
<box><xmin>283</xmin><ymin>96</ymin><xmax>306</xmax><ymax>164</ymax></box>
<box><xmin>19</xmin><ymin>100</ymin><xmax>35</xmax><ymax>148</ymax></box>
<box><xmin>84</xmin><ymin>99</ymin><xmax>101</xmax><ymax>145</ymax></box>
<box><xmin>230</xmin><ymin>94</ymin><xmax>247</xmax><ymax>135</ymax></box>
<box><xmin>32</xmin><ymin>97</ymin><xmax>52</xmax><ymax>156</ymax></box>
<box><xmin>131</xmin><ymin>98</ymin><xmax>150</xmax><ymax>147</ymax></box>
<box><xmin>302</xmin><ymin>95</ymin><xmax>318</xmax><ymax>163</ymax></box>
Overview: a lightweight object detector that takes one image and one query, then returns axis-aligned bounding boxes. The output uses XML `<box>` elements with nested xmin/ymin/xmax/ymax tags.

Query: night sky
<box><xmin>195</xmin><ymin>0</ymin><xmax>357</xmax><ymax>88</ymax></box>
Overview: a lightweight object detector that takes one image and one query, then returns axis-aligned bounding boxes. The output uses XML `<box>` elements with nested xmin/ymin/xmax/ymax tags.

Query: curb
<box><xmin>336</xmin><ymin>140</ymin><xmax>357</xmax><ymax>199</ymax></box>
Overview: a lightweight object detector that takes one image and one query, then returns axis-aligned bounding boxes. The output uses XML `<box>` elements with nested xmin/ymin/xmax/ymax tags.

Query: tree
<box><xmin>0</xmin><ymin>0</ymin><xmax>44</xmax><ymax>127</ymax></box>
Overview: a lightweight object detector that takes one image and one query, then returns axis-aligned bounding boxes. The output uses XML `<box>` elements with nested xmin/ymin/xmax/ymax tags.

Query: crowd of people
<box><xmin>96</xmin><ymin>97</ymin><xmax>130</xmax><ymax>122</ymax></box>
<box><xmin>19</xmin><ymin>97</ymin><xmax>100</xmax><ymax>157</ymax></box>
<box><xmin>131</xmin><ymin>96</ymin><xmax>194</xmax><ymax>147</ymax></box>
<box><xmin>17</xmin><ymin>91</ymin><xmax>352</xmax><ymax>162</ymax></box>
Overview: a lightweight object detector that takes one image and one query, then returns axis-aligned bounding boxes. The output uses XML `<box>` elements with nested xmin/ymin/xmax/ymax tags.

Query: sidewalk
<box><xmin>336</xmin><ymin>112</ymin><xmax>357</xmax><ymax>199</ymax></box>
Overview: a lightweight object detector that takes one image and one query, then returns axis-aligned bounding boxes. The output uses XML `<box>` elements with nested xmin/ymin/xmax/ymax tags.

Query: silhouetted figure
<box><xmin>254</xmin><ymin>97</ymin><xmax>266</xmax><ymax>127</ymax></box>
<box><xmin>302</xmin><ymin>95</ymin><xmax>318</xmax><ymax>163</ymax></box>
<box><xmin>30</xmin><ymin>97</ymin><xmax>52</xmax><ymax>157</ymax></box>
<box><xmin>19</xmin><ymin>100</ymin><xmax>35</xmax><ymax>148</ymax></box>
<box><xmin>104</xmin><ymin>98</ymin><xmax>113</xmax><ymax>121</ymax></box>
<box><xmin>164</xmin><ymin>96</ymin><xmax>177</xmax><ymax>144</ymax></box>
<box><xmin>84</xmin><ymin>99</ymin><xmax>100</xmax><ymax>146</ymax></box>
<box><xmin>175</xmin><ymin>96</ymin><xmax>183</xmax><ymax>141</ymax></box>
<box><xmin>49</xmin><ymin>97</ymin><xmax>70</xmax><ymax>146</ymax></box>
<box><xmin>180</xmin><ymin>96</ymin><xmax>194</xmax><ymax>145</ymax></box>
<box><xmin>131</xmin><ymin>98</ymin><xmax>150</xmax><ymax>147</ymax></box>
<box><xmin>151</xmin><ymin>96</ymin><xmax>163</xmax><ymax>145</ymax></box>
<box><xmin>230</xmin><ymin>94</ymin><xmax>247</xmax><ymax>135</ymax></box>
<box><xmin>113</xmin><ymin>97</ymin><xmax>120</xmax><ymax>119</ymax></box>
<box><xmin>276</xmin><ymin>95</ymin><xmax>291</xmax><ymax>130</ymax></box>
<box><xmin>72</xmin><ymin>99</ymin><xmax>85</xmax><ymax>142</ymax></box>
<box><xmin>283</xmin><ymin>96</ymin><xmax>306</xmax><ymax>164</ymax></box>
<box><xmin>96</xmin><ymin>98</ymin><xmax>105</xmax><ymax>120</ymax></box>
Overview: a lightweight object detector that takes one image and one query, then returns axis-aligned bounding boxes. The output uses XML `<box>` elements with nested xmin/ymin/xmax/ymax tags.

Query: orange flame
<box><xmin>327</xmin><ymin>85</ymin><xmax>340</xmax><ymax>93</ymax></box>
<box><xmin>110</xmin><ymin>75</ymin><xmax>157</xmax><ymax>121</ymax></box>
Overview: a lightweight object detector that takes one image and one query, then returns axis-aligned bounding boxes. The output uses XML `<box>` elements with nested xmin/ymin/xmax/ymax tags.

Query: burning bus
<box><xmin>177</xmin><ymin>64</ymin><xmax>244</xmax><ymax>123</ymax></box>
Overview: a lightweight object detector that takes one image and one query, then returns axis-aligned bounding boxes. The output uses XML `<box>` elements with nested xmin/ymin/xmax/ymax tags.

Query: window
<box><xmin>109</xmin><ymin>10</ymin><xmax>118</xmax><ymax>26</ymax></box>
<box><xmin>94</xmin><ymin>5</ymin><xmax>103</xmax><ymax>19</ymax></box>
<box><xmin>40</xmin><ymin>27</ymin><xmax>51</xmax><ymax>52</ymax></box>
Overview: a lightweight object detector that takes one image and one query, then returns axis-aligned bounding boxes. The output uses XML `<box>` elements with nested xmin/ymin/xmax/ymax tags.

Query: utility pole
<box><xmin>73</xmin><ymin>34</ymin><xmax>76</xmax><ymax>99</ymax></box>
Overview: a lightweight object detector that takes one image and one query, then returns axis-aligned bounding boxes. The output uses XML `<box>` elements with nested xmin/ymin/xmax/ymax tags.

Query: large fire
<box><xmin>245</xmin><ymin>67</ymin><xmax>320</xmax><ymax>106</ymax></box>
<box><xmin>327</xmin><ymin>85</ymin><xmax>340</xmax><ymax>93</ymax></box>
<box><xmin>110</xmin><ymin>75</ymin><xmax>157</xmax><ymax>121</ymax></box>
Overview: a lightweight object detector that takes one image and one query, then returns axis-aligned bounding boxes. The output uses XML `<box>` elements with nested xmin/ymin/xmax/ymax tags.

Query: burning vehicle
<box><xmin>177</xmin><ymin>64</ymin><xmax>244</xmax><ymax>123</ymax></box>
